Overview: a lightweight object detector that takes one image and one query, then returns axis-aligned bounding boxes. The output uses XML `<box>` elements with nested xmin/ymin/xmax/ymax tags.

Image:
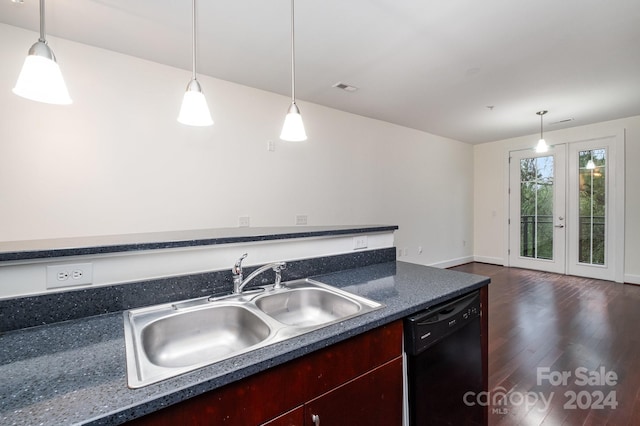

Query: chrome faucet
<box><xmin>232</xmin><ymin>253</ymin><xmax>287</xmax><ymax>294</ymax></box>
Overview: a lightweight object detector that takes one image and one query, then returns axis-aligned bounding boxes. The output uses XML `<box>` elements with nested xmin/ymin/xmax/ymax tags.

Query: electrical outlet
<box><xmin>238</xmin><ymin>216</ymin><xmax>250</xmax><ymax>227</ymax></box>
<box><xmin>295</xmin><ymin>215</ymin><xmax>308</xmax><ymax>225</ymax></box>
<box><xmin>353</xmin><ymin>235</ymin><xmax>368</xmax><ymax>250</ymax></box>
<box><xmin>46</xmin><ymin>263</ymin><xmax>93</xmax><ymax>289</ymax></box>
<box><xmin>267</xmin><ymin>140</ymin><xmax>276</xmax><ymax>152</ymax></box>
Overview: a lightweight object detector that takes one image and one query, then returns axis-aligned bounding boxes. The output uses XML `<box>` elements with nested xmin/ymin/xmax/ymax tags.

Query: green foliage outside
<box><xmin>520</xmin><ymin>157</ymin><xmax>554</xmax><ymax>260</ymax></box>
<box><xmin>519</xmin><ymin>150</ymin><xmax>606</xmax><ymax>265</ymax></box>
<box><xmin>578</xmin><ymin>149</ymin><xmax>606</xmax><ymax>265</ymax></box>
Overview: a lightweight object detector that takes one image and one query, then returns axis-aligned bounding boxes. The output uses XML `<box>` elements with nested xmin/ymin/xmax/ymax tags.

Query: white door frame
<box><xmin>503</xmin><ymin>130</ymin><xmax>625</xmax><ymax>283</ymax></box>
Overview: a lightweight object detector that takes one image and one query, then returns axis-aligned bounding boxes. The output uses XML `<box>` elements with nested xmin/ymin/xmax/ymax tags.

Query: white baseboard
<box><xmin>473</xmin><ymin>256</ymin><xmax>505</xmax><ymax>266</ymax></box>
<box><xmin>428</xmin><ymin>256</ymin><xmax>475</xmax><ymax>269</ymax></box>
<box><xmin>625</xmin><ymin>274</ymin><xmax>640</xmax><ymax>285</ymax></box>
<box><xmin>462</xmin><ymin>255</ymin><xmax>637</xmax><ymax>283</ymax></box>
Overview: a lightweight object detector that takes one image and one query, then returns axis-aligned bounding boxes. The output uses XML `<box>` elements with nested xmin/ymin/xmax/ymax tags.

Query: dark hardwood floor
<box><xmin>450</xmin><ymin>263</ymin><xmax>640</xmax><ymax>426</ymax></box>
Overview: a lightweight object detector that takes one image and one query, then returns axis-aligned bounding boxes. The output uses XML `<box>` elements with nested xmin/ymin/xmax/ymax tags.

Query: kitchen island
<box><xmin>0</xmin><ymin>261</ymin><xmax>489</xmax><ymax>425</ymax></box>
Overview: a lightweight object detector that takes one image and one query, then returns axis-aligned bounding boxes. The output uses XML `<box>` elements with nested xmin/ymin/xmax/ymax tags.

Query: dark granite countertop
<box><xmin>0</xmin><ymin>225</ymin><xmax>398</xmax><ymax>261</ymax></box>
<box><xmin>0</xmin><ymin>261</ymin><xmax>489</xmax><ymax>425</ymax></box>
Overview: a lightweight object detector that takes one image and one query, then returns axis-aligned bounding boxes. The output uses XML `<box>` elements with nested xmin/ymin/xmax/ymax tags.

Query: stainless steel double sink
<box><xmin>123</xmin><ymin>279</ymin><xmax>383</xmax><ymax>388</ymax></box>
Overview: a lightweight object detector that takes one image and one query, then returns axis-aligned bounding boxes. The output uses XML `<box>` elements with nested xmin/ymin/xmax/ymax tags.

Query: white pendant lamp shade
<box><xmin>178</xmin><ymin>0</ymin><xmax>213</xmax><ymax>127</ymax></box>
<box><xmin>535</xmin><ymin>138</ymin><xmax>549</xmax><ymax>153</ymax></box>
<box><xmin>586</xmin><ymin>159</ymin><xmax>596</xmax><ymax>170</ymax></box>
<box><xmin>13</xmin><ymin>0</ymin><xmax>72</xmax><ymax>105</ymax></box>
<box><xmin>280</xmin><ymin>0</ymin><xmax>307</xmax><ymax>141</ymax></box>
<box><xmin>534</xmin><ymin>110</ymin><xmax>548</xmax><ymax>153</ymax></box>
<box><xmin>13</xmin><ymin>44</ymin><xmax>72</xmax><ymax>105</ymax></box>
<box><xmin>178</xmin><ymin>79</ymin><xmax>213</xmax><ymax>126</ymax></box>
<box><xmin>280</xmin><ymin>102</ymin><xmax>307</xmax><ymax>141</ymax></box>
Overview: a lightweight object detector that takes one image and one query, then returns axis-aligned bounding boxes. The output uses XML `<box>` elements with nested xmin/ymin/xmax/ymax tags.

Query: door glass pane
<box><xmin>520</xmin><ymin>156</ymin><xmax>554</xmax><ymax>260</ymax></box>
<box><xmin>578</xmin><ymin>149</ymin><xmax>606</xmax><ymax>265</ymax></box>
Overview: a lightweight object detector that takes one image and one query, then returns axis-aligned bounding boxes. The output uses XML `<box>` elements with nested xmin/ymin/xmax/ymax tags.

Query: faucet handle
<box><xmin>272</xmin><ymin>262</ymin><xmax>286</xmax><ymax>289</ymax></box>
<box><xmin>233</xmin><ymin>253</ymin><xmax>248</xmax><ymax>276</ymax></box>
<box><xmin>272</xmin><ymin>262</ymin><xmax>286</xmax><ymax>272</ymax></box>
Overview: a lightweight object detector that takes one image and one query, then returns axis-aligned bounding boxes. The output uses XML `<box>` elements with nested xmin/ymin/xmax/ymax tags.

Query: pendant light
<box><xmin>586</xmin><ymin>154</ymin><xmax>596</xmax><ymax>170</ymax></box>
<box><xmin>280</xmin><ymin>0</ymin><xmax>307</xmax><ymax>141</ymax></box>
<box><xmin>535</xmin><ymin>110</ymin><xmax>548</xmax><ymax>153</ymax></box>
<box><xmin>13</xmin><ymin>0</ymin><xmax>72</xmax><ymax>105</ymax></box>
<box><xmin>177</xmin><ymin>0</ymin><xmax>213</xmax><ymax>126</ymax></box>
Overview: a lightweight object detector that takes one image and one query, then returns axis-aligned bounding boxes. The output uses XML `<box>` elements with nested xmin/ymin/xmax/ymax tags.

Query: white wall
<box><xmin>473</xmin><ymin>115</ymin><xmax>640</xmax><ymax>284</ymax></box>
<box><xmin>0</xmin><ymin>24</ymin><xmax>474</xmax><ymax>296</ymax></box>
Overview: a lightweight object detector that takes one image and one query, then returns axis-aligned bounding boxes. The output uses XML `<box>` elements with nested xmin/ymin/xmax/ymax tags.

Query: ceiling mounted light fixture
<box><xmin>177</xmin><ymin>0</ymin><xmax>213</xmax><ymax>126</ymax></box>
<box><xmin>280</xmin><ymin>0</ymin><xmax>307</xmax><ymax>142</ymax></box>
<box><xmin>535</xmin><ymin>110</ymin><xmax>549</xmax><ymax>153</ymax></box>
<box><xmin>13</xmin><ymin>0</ymin><xmax>72</xmax><ymax>105</ymax></box>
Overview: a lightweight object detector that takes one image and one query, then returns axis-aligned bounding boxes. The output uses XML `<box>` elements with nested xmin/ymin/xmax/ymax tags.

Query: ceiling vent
<box><xmin>332</xmin><ymin>82</ymin><xmax>358</xmax><ymax>92</ymax></box>
<box><xmin>550</xmin><ymin>118</ymin><xmax>574</xmax><ymax>125</ymax></box>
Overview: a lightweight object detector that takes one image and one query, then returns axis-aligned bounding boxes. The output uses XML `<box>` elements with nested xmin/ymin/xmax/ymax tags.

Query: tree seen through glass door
<box><xmin>520</xmin><ymin>156</ymin><xmax>554</xmax><ymax>260</ymax></box>
<box><xmin>578</xmin><ymin>149</ymin><xmax>606</xmax><ymax>265</ymax></box>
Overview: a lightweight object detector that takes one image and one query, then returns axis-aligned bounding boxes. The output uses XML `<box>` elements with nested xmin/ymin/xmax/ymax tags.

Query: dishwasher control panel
<box><xmin>404</xmin><ymin>290</ymin><xmax>481</xmax><ymax>356</ymax></box>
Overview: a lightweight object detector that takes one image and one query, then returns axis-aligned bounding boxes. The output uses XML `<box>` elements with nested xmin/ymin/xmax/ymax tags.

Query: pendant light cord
<box><xmin>191</xmin><ymin>0</ymin><xmax>197</xmax><ymax>80</ymax></box>
<box><xmin>290</xmin><ymin>0</ymin><xmax>296</xmax><ymax>103</ymax></box>
<box><xmin>537</xmin><ymin>110</ymin><xmax>547</xmax><ymax>140</ymax></box>
<box><xmin>39</xmin><ymin>0</ymin><xmax>46</xmax><ymax>43</ymax></box>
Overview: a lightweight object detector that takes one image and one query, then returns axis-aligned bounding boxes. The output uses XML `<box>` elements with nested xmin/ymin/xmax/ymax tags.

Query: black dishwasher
<box><xmin>405</xmin><ymin>290</ymin><xmax>484</xmax><ymax>426</ymax></box>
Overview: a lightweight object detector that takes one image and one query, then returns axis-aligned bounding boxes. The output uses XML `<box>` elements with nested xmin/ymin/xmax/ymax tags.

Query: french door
<box><xmin>508</xmin><ymin>145</ymin><xmax>566</xmax><ymax>274</ymax></box>
<box><xmin>508</xmin><ymin>135</ymin><xmax>624</xmax><ymax>282</ymax></box>
<box><xmin>566</xmin><ymin>138</ymin><xmax>623</xmax><ymax>281</ymax></box>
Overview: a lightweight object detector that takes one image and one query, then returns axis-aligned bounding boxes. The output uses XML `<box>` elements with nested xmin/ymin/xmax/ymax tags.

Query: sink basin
<box><xmin>255</xmin><ymin>288</ymin><xmax>360</xmax><ymax>327</ymax></box>
<box><xmin>124</xmin><ymin>301</ymin><xmax>276</xmax><ymax>388</ymax></box>
<box><xmin>123</xmin><ymin>279</ymin><xmax>383</xmax><ymax>388</ymax></box>
<box><xmin>141</xmin><ymin>305</ymin><xmax>271</xmax><ymax>368</ymax></box>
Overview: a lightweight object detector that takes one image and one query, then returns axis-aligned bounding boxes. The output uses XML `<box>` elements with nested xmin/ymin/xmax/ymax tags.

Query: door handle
<box><xmin>555</xmin><ymin>224</ymin><xmax>565</xmax><ymax>228</ymax></box>
<box><xmin>311</xmin><ymin>414</ymin><xmax>320</xmax><ymax>425</ymax></box>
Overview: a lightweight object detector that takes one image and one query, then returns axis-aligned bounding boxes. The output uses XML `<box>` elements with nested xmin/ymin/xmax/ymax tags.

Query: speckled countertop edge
<box><xmin>0</xmin><ymin>261</ymin><xmax>489</xmax><ymax>426</ymax></box>
<box><xmin>0</xmin><ymin>225</ymin><xmax>398</xmax><ymax>261</ymax></box>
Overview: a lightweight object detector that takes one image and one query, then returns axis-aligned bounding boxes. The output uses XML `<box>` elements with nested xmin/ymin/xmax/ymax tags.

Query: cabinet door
<box><xmin>304</xmin><ymin>357</ymin><xmax>403</xmax><ymax>426</ymax></box>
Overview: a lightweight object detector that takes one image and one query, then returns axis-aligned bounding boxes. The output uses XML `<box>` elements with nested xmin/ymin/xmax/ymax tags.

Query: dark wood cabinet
<box><xmin>304</xmin><ymin>358</ymin><xmax>403</xmax><ymax>426</ymax></box>
<box><xmin>129</xmin><ymin>321</ymin><xmax>403</xmax><ymax>426</ymax></box>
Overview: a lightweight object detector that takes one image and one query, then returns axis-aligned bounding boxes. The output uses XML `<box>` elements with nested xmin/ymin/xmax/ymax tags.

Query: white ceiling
<box><xmin>2</xmin><ymin>0</ymin><xmax>640</xmax><ymax>144</ymax></box>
